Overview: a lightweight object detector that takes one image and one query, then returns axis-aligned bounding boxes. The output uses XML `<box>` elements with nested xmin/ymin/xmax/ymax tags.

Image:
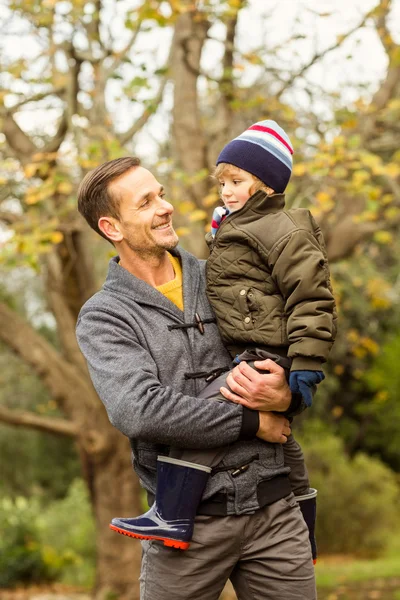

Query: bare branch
<box><xmin>0</xmin><ymin>405</ymin><xmax>78</xmax><ymax>438</ymax></box>
<box><xmin>373</xmin><ymin>0</ymin><xmax>394</xmax><ymax>55</ymax></box>
<box><xmin>103</xmin><ymin>20</ymin><xmax>143</xmax><ymax>78</ymax></box>
<box><xmin>2</xmin><ymin>112</ymin><xmax>37</xmax><ymax>162</ymax></box>
<box><xmin>0</xmin><ymin>211</ymin><xmax>22</xmax><ymax>225</ymax></box>
<box><xmin>5</xmin><ymin>87</ymin><xmax>66</xmax><ymax>113</ymax></box>
<box><xmin>276</xmin><ymin>8</ymin><xmax>374</xmax><ymax>99</ymax></box>
<box><xmin>42</xmin><ymin>113</ymin><xmax>68</xmax><ymax>154</ymax></box>
<box><xmin>118</xmin><ymin>75</ymin><xmax>169</xmax><ymax>145</ymax></box>
<box><xmin>0</xmin><ymin>301</ymin><xmax>98</xmax><ymax>412</ymax></box>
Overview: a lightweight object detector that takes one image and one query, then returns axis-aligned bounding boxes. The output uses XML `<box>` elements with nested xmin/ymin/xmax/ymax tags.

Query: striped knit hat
<box><xmin>216</xmin><ymin>120</ymin><xmax>294</xmax><ymax>193</ymax></box>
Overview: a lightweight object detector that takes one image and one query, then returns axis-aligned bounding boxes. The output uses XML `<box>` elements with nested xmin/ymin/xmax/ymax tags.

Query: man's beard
<box><xmin>123</xmin><ymin>231</ymin><xmax>179</xmax><ymax>259</ymax></box>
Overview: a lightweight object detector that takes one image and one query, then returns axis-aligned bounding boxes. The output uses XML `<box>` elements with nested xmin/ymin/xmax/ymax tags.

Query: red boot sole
<box><xmin>109</xmin><ymin>524</ymin><xmax>190</xmax><ymax>550</ymax></box>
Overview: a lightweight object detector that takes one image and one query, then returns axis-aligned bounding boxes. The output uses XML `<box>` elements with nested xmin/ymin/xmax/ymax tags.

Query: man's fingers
<box><xmin>253</xmin><ymin>358</ymin><xmax>283</xmax><ymax>374</ymax></box>
<box><xmin>220</xmin><ymin>386</ymin><xmax>251</xmax><ymax>407</ymax></box>
<box><xmin>226</xmin><ymin>372</ymin><xmax>251</xmax><ymax>398</ymax></box>
<box><xmin>280</xmin><ymin>434</ymin><xmax>288</xmax><ymax>444</ymax></box>
<box><xmin>232</xmin><ymin>361</ymin><xmax>257</xmax><ymax>383</ymax></box>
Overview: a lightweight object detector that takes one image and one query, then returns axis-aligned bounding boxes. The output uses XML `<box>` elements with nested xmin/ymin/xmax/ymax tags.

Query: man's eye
<box><xmin>141</xmin><ymin>199</ymin><xmax>149</xmax><ymax>207</ymax></box>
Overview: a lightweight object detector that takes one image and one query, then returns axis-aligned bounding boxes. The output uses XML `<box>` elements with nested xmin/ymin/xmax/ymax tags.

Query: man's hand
<box><xmin>220</xmin><ymin>358</ymin><xmax>292</xmax><ymax>412</ymax></box>
<box><xmin>256</xmin><ymin>412</ymin><xmax>291</xmax><ymax>443</ymax></box>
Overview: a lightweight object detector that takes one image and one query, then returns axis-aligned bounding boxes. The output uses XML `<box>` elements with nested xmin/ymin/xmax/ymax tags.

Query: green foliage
<box><xmin>0</xmin><ymin>480</ymin><xmax>95</xmax><ymax>589</ymax></box>
<box><xmin>361</xmin><ymin>332</ymin><xmax>400</xmax><ymax>469</ymax></box>
<box><xmin>0</xmin><ymin>347</ymin><xmax>80</xmax><ymax>499</ymax></box>
<box><xmin>299</xmin><ymin>422</ymin><xmax>400</xmax><ymax>558</ymax></box>
<box><xmin>37</xmin><ymin>479</ymin><xmax>96</xmax><ymax>587</ymax></box>
<box><xmin>0</xmin><ymin>496</ymin><xmax>59</xmax><ymax>587</ymax></box>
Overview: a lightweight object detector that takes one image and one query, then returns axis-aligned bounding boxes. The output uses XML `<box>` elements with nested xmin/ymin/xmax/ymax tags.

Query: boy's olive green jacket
<box><xmin>206</xmin><ymin>191</ymin><xmax>337</xmax><ymax>371</ymax></box>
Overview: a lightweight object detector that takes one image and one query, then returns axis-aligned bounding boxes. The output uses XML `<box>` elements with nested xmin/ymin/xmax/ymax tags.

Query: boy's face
<box><xmin>218</xmin><ymin>166</ymin><xmax>255</xmax><ymax>213</ymax></box>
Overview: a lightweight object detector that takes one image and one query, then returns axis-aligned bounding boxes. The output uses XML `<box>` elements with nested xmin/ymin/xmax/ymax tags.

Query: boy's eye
<box><xmin>233</xmin><ymin>180</ymin><xmax>241</xmax><ymax>185</ymax></box>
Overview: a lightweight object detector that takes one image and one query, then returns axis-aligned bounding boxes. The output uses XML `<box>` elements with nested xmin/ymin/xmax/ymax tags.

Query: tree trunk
<box><xmin>91</xmin><ymin>430</ymin><xmax>143</xmax><ymax>600</ymax></box>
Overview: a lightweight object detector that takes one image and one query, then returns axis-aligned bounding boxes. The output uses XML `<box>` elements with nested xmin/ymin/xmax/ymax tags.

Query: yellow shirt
<box><xmin>156</xmin><ymin>253</ymin><xmax>184</xmax><ymax>311</ymax></box>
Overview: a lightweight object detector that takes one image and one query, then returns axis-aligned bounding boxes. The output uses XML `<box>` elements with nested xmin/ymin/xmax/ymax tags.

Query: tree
<box><xmin>0</xmin><ymin>0</ymin><xmax>399</xmax><ymax>597</ymax></box>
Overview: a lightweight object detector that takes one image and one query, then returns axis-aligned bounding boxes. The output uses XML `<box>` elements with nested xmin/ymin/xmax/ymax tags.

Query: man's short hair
<box><xmin>77</xmin><ymin>156</ymin><xmax>141</xmax><ymax>241</ymax></box>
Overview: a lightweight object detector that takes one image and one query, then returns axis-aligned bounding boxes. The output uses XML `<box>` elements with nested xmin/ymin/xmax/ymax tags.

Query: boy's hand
<box><xmin>256</xmin><ymin>412</ymin><xmax>291</xmax><ymax>444</ymax></box>
<box><xmin>220</xmin><ymin>358</ymin><xmax>292</xmax><ymax>412</ymax></box>
<box><xmin>289</xmin><ymin>370</ymin><xmax>325</xmax><ymax>408</ymax></box>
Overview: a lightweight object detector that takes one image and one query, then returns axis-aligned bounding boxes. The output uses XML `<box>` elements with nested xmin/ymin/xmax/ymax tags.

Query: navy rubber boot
<box><xmin>297</xmin><ymin>488</ymin><xmax>318</xmax><ymax>564</ymax></box>
<box><xmin>110</xmin><ymin>456</ymin><xmax>211</xmax><ymax>550</ymax></box>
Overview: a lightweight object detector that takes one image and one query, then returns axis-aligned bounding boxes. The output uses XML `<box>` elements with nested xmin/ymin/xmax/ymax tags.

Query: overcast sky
<box><xmin>0</xmin><ymin>0</ymin><xmax>399</xmax><ymax>160</ymax></box>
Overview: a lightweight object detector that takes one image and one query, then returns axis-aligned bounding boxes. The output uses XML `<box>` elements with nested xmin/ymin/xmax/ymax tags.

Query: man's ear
<box><xmin>98</xmin><ymin>216</ymin><xmax>123</xmax><ymax>243</ymax></box>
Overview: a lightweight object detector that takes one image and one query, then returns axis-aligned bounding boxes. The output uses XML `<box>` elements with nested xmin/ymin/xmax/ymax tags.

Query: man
<box><xmin>76</xmin><ymin>156</ymin><xmax>316</xmax><ymax>600</ymax></box>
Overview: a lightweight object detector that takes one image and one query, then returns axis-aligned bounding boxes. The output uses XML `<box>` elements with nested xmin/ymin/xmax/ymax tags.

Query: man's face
<box><xmin>218</xmin><ymin>166</ymin><xmax>255</xmax><ymax>213</ymax></box>
<box><xmin>109</xmin><ymin>167</ymin><xmax>179</xmax><ymax>256</ymax></box>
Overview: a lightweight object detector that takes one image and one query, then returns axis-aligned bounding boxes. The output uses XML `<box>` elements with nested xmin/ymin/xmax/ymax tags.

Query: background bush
<box><xmin>0</xmin><ymin>496</ymin><xmax>57</xmax><ymax>587</ymax></box>
<box><xmin>0</xmin><ymin>480</ymin><xmax>95</xmax><ymax>588</ymax></box>
<box><xmin>298</xmin><ymin>421</ymin><xmax>400</xmax><ymax>557</ymax></box>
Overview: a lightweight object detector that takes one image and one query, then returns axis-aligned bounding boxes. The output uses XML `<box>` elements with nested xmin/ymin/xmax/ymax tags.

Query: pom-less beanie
<box><xmin>216</xmin><ymin>120</ymin><xmax>294</xmax><ymax>193</ymax></box>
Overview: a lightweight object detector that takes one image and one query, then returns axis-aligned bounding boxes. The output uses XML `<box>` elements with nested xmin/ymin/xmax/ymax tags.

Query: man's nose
<box><xmin>156</xmin><ymin>197</ymin><xmax>174</xmax><ymax>214</ymax></box>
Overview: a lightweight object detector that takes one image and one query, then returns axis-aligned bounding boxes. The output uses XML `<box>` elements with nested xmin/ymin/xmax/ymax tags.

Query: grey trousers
<box><xmin>171</xmin><ymin>364</ymin><xmax>310</xmax><ymax>495</ymax></box>
<box><xmin>140</xmin><ymin>493</ymin><xmax>316</xmax><ymax>600</ymax></box>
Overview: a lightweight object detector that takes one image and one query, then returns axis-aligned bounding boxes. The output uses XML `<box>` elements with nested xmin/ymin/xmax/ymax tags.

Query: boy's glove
<box><xmin>289</xmin><ymin>370</ymin><xmax>325</xmax><ymax>408</ymax></box>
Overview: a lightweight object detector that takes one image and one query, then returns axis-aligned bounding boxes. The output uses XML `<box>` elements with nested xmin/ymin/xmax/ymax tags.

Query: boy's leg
<box><xmin>110</xmin><ymin>371</ymin><xmax>231</xmax><ymax>545</ymax></box>
<box><xmin>169</xmin><ymin>369</ymin><xmax>231</xmax><ymax>466</ymax></box>
<box><xmin>283</xmin><ymin>434</ymin><xmax>309</xmax><ymax>496</ymax></box>
<box><xmin>283</xmin><ymin>435</ymin><xmax>318</xmax><ymax>563</ymax></box>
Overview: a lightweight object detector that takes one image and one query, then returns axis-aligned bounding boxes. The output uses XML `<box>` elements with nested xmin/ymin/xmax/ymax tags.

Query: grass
<box><xmin>316</xmin><ymin>537</ymin><xmax>400</xmax><ymax>589</ymax></box>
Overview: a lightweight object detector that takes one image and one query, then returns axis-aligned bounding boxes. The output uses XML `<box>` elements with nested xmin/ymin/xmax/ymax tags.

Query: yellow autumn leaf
<box><xmin>178</xmin><ymin>200</ymin><xmax>196</xmax><ymax>215</ymax></box>
<box><xmin>347</xmin><ymin>329</ymin><xmax>359</xmax><ymax>343</ymax></box>
<box><xmin>374</xmin><ymin>390</ymin><xmax>388</xmax><ymax>403</ymax></box>
<box><xmin>32</xmin><ymin>152</ymin><xmax>59</xmax><ymax>161</ymax></box>
<box><xmin>373</xmin><ymin>231</ymin><xmax>393</xmax><ymax>245</ymax></box>
<box><xmin>51</xmin><ymin>231</ymin><xmax>64</xmax><ymax>244</ymax></box>
<box><xmin>202</xmin><ymin>192</ymin><xmax>219</xmax><ymax>207</ymax></box>
<box><xmin>25</xmin><ymin>191</ymin><xmax>40</xmax><ymax>205</ymax></box>
<box><xmin>175</xmin><ymin>227</ymin><xmax>190</xmax><ymax>236</ymax></box>
<box><xmin>352</xmin><ymin>347</ymin><xmax>366</xmax><ymax>359</ymax></box>
<box><xmin>360</xmin><ymin>337</ymin><xmax>379</xmax><ymax>355</ymax></box>
<box><xmin>315</xmin><ymin>191</ymin><xmax>331</xmax><ymax>204</ymax></box>
<box><xmin>352</xmin><ymin>170</ymin><xmax>369</xmax><ymax>186</ymax></box>
<box><xmin>331</xmin><ymin>405</ymin><xmax>344</xmax><ymax>418</ymax></box>
<box><xmin>24</xmin><ymin>163</ymin><xmax>38</xmax><ymax>178</ymax></box>
<box><xmin>57</xmin><ymin>181</ymin><xmax>74</xmax><ymax>195</ymax></box>
<box><xmin>342</xmin><ymin>118</ymin><xmax>357</xmax><ymax>129</ymax></box>
<box><xmin>292</xmin><ymin>164</ymin><xmax>306</xmax><ymax>177</ymax></box>
<box><xmin>189</xmin><ymin>210</ymin><xmax>207</xmax><ymax>222</ymax></box>
<box><xmin>384</xmin><ymin>163</ymin><xmax>400</xmax><ymax>178</ymax></box>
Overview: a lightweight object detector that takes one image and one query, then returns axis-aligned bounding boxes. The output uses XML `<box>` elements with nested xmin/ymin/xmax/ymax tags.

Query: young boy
<box><xmin>110</xmin><ymin>120</ymin><xmax>337</xmax><ymax>562</ymax></box>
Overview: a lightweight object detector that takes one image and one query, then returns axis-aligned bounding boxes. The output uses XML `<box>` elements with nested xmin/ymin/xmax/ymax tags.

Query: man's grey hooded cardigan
<box><xmin>76</xmin><ymin>247</ymin><xmax>290</xmax><ymax>515</ymax></box>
